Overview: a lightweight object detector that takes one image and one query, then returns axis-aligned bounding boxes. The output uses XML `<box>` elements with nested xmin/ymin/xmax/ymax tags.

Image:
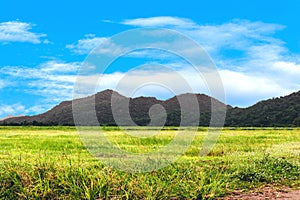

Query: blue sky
<box><xmin>0</xmin><ymin>0</ymin><xmax>300</xmax><ymax>118</ymax></box>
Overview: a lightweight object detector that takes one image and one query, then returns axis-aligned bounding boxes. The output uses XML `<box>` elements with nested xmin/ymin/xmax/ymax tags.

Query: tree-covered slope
<box><xmin>226</xmin><ymin>91</ymin><xmax>300</xmax><ymax>126</ymax></box>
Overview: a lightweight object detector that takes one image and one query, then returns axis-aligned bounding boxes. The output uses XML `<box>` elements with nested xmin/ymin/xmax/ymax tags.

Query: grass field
<box><xmin>0</xmin><ymin>126</ymin><xmax>299</xmax><ymax>199</ymax></box>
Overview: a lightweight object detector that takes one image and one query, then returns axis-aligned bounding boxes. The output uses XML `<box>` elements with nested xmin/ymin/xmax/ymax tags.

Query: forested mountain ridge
<box><xmin>1</xmin><ymin>90</ymin><xmax>299</xmax><ymax>127</ymax></box>
<box><xmin>226</xmin><ymin>91</ymin><xmax>300</xmax><ymax>126</ymax></box>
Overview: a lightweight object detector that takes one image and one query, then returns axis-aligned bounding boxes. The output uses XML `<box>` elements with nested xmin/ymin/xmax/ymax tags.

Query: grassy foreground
<box><xmin>0</xmin><ymin>126</ymin><xmax>299</xmax><ymax>199</ymax></box>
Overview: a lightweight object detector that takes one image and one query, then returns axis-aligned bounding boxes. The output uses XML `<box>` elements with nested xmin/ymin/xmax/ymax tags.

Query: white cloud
<box><xmin>39</xmin><ymin>60</ymin><xmax>80</xmax><ymax>73</ymax></box>
<box><xmin>0</xmin><ymin>103</ymin><xmax>48</xmax><ymax>119</ymax></box>
<box><xmin>66</xmin><ymin>34</ymin><xmax>111</xmax><ymax>54</ymax></box>
<box><xmin>0</xmin><ymin>80</ymin><xmax>6</xmax><ymax>89</ymax></box>
<box><xmin>272</xmin><ymin>61</ymin><xmax>300</xmax><ymax>76</ymax></box>
<box><xmin>69</xmin><ymin>17</ymin><xmax>300</xmax><ymax>107</ymax></box>
<box><xmin>0</xmin><ymin>60</ymin><xmax>81</xmax><ymax>117</ymax></box>
<box><xmin>73</xmin><ymin>67</ymin><xmax>292</xmax><ymax>108</ymax></box>
<box><xmin>171</xmin><ymin>20</ymin><xmax>282</xmax><ymax>57</ymax></box>
<box><xmin>219</xmin><ymin>70</ymin><xmax>293</xmax><ymax>107</ymax></box>
<box><xmin>74</xmin><ymin>69</ymin><xmax>206</xmax><ymax>99</ymax></box>
<box><xmin>0</xmin><ymin>103</ymin><xmax>25</xmax><ymax>117</ymax></box>
<box><xmin>121</xmin><ymin>17</ymin><xmax>285</xmax><ymax>59</ymax></box>
<box><xmin>118</xmin><ymin>16</ymin><xmax>300</xmax><ymax>106</ymax></box>
<box><xmin>122</xmin><ymin>16</ymin><xmax>197</xmax><ymax>28</ymax></box>
<box><xmin>121</xmin><ymin>18</ymin><xmax>284</xmax><ymax>53</ymax></box>
<box><xmin>0</xmin><ymin>61</ymin><xmax>80</xmax><ymax>104</ymax></box>
<box><xmin>0</xmin><ymin>21</ymin><xmax>47</xmax><ymax>44</ymax></box>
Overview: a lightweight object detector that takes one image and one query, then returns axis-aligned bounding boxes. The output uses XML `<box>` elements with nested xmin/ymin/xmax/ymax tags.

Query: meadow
<box><xmin>0</xmin><ymin>126</ymin><xmax>299</xmax><ymax>199</ymax></box>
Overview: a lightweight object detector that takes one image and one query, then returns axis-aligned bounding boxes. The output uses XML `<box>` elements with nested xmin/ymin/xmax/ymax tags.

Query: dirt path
<box><xmin>223</xmin><ymin>187</ymin><xmax>300</xmax><ymax>200</ymax></box>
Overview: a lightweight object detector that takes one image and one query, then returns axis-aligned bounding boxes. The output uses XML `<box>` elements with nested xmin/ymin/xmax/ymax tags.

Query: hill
<box><xmin>1</xmin><ymin>90</ymin><xmax>299</xmax><ymax>127</ymax></box>
<box><xmin>226</xmin><ymin>91</ymin><xmax>300</xmax><ymax>126</ymax></box>
<box><xmin>0</xmin><ymin>90</ymin><xmax>229</xmax><ymax>126</ymax></box>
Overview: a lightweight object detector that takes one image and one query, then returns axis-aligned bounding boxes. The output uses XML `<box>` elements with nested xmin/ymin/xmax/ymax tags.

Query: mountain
<box><xmin>226</xmin><ymin>91</ymin><xmax>300</xmax><ymax>127</ymax></box>
<box><xmin>1</xmin><ymin>90</ymin><xmax>299</xmax><ymax>127</ymax></box>
<box><xmin>0</xmin><ymin>90</ymin><xmax>230</xmax><ymax>126</ymax></box>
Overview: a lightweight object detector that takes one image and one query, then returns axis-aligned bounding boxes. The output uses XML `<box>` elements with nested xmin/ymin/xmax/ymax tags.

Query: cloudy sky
<box><xmin>0</xmin><ymin>0</ymin><xmax>300</xmax><ymax>118</ymax></box>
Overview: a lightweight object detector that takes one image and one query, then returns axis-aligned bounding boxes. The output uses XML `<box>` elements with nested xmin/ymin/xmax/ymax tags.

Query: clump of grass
<box><xmin>235</xmin><ymin>154</ymin><xmax>300</xmax><ymax>184</ymax></box>
<box><xmin>0</xmin><ymin>159</ymin><xmax>231</xmax><ymax>199</ymax></box>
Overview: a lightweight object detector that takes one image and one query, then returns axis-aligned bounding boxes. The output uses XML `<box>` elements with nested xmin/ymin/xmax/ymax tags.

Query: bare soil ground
<box><xmin>223</xmin><ymin>187</ymin><xmax>300</xmax><ymax>200</ymax></box>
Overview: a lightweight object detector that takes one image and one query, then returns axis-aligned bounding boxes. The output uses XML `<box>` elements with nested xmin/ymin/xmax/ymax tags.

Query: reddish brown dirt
<box><xmin>223</xmin><ymin>187</ymin><xmax>300</xmax><ymax>200</ymax></box>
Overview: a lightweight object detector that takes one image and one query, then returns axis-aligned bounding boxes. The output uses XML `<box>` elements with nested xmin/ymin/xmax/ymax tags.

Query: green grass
<box><xmin>0</xmin><ymin>126</ymin><xmax>299</xmax><ymax>199</ymax></box>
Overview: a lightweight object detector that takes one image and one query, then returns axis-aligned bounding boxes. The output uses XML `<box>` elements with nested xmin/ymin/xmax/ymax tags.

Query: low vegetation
<box><xmin>0</xmin><ymin>126</ymin><xmax>299</xmax><ymax>199</ymax></box>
